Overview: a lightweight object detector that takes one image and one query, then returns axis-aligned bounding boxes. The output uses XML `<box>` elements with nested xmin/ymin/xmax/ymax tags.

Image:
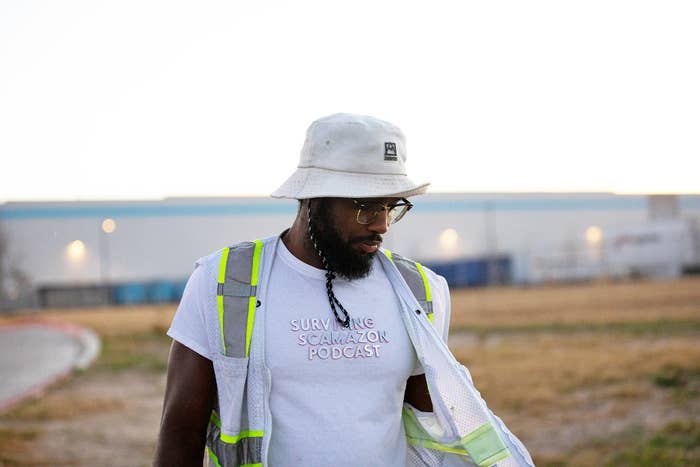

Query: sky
<box><xmin>1</xmin><ymin>0</ymin><xmax>698</xmax><ymax>203</ymax></box>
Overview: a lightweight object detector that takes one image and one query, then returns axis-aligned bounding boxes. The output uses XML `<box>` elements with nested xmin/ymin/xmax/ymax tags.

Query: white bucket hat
<box><xmin>271</xmin><ymin>113</ymin><xmax>430</xmax><ymax>199</ymax></box>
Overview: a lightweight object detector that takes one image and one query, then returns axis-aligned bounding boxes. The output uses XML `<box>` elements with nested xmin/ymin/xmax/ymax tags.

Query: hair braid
<box><xmin>307</xmin><ymin>202</ymin><xmax>351</xmax><ymax>328</ymax></box>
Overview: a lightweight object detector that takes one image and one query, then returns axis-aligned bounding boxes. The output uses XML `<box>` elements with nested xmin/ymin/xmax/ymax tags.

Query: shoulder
<box><xmin>417</xmin><ymin>263</ymin><xmax>449</xmax><ymax>293</ymax></box>
<box><xmin>191</xmin><ymin>236</ymin><xmax>277</xmax><ymax>286</ymax></box>
<box><xmin>383</xmin><ymin>250</ymin><xmax>449</xmax><ymax>293</ymax></box>
<box><xmin>194</xmin><ymin>248</ymin><xmax>225</xmax><ymax>271</ymax></box>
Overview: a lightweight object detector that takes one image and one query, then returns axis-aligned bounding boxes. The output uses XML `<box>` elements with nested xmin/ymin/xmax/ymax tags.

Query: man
<box><xmin>155</xmin><ymin>113</ymin><xmax>533</xmax><ymax>466</ymax></box>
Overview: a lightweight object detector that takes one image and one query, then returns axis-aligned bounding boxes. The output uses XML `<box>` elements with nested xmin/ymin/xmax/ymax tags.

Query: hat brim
<box><xmin>271</xmin><ymin>167</ymin><xmax>430</xmax><ymax>199</ymax></box>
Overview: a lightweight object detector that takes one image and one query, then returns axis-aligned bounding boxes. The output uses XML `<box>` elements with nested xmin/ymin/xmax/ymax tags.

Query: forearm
<box><xmin>153</xmin><ymin>420</ymin><xmax>208</xmax><ymax>467</ymax></box>
<box><xmin>154</xmin><ymin>341</ymin><xmax>216</xmax><ymax>467</ymax></box>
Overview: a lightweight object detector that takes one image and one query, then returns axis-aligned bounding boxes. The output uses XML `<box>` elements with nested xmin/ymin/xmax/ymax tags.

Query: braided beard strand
<box><xmin>307</xmin><ymin>203</ymin><xmax>351</xmax><ymax>328</ymax></box>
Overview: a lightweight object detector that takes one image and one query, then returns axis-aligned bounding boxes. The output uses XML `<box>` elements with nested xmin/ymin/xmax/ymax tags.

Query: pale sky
<box><xmin>1</xmin><ymin>0</ymin><xmax>698</xmax><ymax>203</ymax></box>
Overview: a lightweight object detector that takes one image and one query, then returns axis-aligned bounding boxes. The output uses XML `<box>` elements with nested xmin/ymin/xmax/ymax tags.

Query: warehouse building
<box><xmin>1</xmin><ymin>193</ymin><xmax>698</xmax><ymax>310</ymax></box>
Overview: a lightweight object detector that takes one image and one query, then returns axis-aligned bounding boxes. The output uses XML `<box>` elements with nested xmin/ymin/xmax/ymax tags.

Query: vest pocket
<box><xmin>213</xmin><ymin>355</ymin><xmax>249</xmax><ymax>435</ymax></box>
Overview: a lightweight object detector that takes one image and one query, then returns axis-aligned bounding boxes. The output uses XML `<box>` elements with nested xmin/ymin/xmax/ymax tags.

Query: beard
<box><xmin>308</xmin><ymin>199</ymin><xmax>379</xmax><ymax>280</ymax></box>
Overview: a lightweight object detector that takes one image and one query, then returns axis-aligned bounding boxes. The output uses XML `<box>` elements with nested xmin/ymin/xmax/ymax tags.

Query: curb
<box><xmin>0</xmin><ymin>319</ymin><xmax>102</xmax><ymax>414</ymax></box>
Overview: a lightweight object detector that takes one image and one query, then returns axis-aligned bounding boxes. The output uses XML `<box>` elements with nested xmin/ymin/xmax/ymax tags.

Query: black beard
<box><xmin>309</xmin><ymin>199</ymin><xmax>377</xmax><ymax>280</ymax></box>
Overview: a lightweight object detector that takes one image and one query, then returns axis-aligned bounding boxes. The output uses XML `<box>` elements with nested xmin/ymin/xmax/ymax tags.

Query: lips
<box><xmin>357</xmin><ymin>239</ymin><xmax>381</xmax><ymax>254</ymax></box>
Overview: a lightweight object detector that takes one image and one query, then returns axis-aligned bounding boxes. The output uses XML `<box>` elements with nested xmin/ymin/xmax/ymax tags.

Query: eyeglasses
<box><xmin>352</xmin><ymin>198</ymin><xmax>413</xmax><ymax>225</ymax></box>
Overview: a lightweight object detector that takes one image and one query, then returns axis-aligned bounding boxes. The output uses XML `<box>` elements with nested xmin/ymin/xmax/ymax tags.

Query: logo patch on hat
<box><xmin>384</xmin><ymin>142</ymin><xmax>398</xmax><ymax>161</ymax></box>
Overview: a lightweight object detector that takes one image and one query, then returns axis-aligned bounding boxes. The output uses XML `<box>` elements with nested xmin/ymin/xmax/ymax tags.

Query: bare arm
<box><xmin>154</xmin><ymin>341</ymin><xmax>216</xmax><ymax>467</ymax></box>
<box><xmin>404</xmin><ymin>374</ymin><xmax>433</xmax><ymax>412</ymax></box>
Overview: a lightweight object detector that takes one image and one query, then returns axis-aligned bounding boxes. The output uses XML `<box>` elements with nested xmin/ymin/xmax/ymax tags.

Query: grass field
<box><xmin>1</xmin><ymin>277</ymin><xmax>699</xmax><ymax>466</ymax></box>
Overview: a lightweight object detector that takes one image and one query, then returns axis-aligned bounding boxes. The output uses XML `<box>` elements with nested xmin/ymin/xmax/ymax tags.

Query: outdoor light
<box><xmin>102</xmin><ymin>218</ymin><xmax>116</xmax><ymax>234</ymax></box>
<box><xmin>66</xmin><ymin>240</ymin><xmax>86</xmax><ymax>262</ymax></box>
<box><xmin>439</xmin><ymin>228</ymin><xmax>459</xmax><ymax>257</ymax></box>
<box><xmin>586</xmin><ymin>226</ymin><xmax>603</xmax><ymax>246</ymax></box>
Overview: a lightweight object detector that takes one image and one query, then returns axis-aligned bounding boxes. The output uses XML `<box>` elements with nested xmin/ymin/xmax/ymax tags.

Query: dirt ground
<box><xmin>1</xmin><ymin>278</ymin><xmax>699</xmax><ymax>466</ymax></box>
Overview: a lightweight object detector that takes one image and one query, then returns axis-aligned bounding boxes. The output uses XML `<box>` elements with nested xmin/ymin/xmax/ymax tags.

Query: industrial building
<box><xmin>1</xmin><ymin>193</ymin><xmax>698</xmax><ymax>310</ymax></box>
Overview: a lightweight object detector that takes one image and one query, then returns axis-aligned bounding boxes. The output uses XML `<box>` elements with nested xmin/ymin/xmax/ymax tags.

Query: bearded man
<box><xmin>155</xmin><ymin>113</ymin><xmax>533</xmax><ymax>467</ymax></box>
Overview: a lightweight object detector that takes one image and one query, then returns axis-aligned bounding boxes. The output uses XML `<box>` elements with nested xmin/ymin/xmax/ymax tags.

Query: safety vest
<box><xmin>204</xmin><ymin>236</ymin><xmax>534</xmax><ymax>467</ymax></box>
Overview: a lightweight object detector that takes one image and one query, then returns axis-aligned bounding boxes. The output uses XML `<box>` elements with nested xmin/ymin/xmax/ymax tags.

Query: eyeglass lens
<box><xmin>357</xmin><ymin>203</ymin><xmax>409</xmax><ymax>224</ymax></box>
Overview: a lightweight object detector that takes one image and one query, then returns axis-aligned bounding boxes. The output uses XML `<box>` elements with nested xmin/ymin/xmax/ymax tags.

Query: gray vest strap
<box><xmin>390</xmin><ymin>252</ymin><xmax>434</xmax><ymax>319</ymax></box>
<box><xmin>207</xmin><ymin>420</ymin><xmax>262</xmax><ymax>466</ymax></box>
<box><xmin>209</xmin><ymin>240</ymin><xmax>264</xmax><ymax>467</ymax></box>
<box><xmin>217</xmin><ymin>241</ymin><xmax>262</xmax><ymax>358</ymax></box>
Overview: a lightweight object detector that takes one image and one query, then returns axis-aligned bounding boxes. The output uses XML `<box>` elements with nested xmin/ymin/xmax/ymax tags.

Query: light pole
<box><xmin>99</xmin><ymin>218</ymin><xmax>116</xmax><ymax>283</ymax></box>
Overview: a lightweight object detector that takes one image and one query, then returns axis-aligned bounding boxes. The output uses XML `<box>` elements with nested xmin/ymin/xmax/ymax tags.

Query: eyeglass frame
<box><xmin>351</xmin><ymin>198</ymin><xmax>413</xmax><ymax>225</ymax></box>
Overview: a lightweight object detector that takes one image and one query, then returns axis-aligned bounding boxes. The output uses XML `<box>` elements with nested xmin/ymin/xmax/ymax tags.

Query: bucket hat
<box><xmin>271</xmin><ymin>113</ymin><xmax>430</xmax><ymax>199</ymax></box>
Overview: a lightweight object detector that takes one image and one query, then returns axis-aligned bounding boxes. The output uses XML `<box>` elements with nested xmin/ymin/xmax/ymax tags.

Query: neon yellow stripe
<box><xmin>241</xmin><ymin>464</ymin><xmax>262</xmax><ymax>467</ymax></box>
<box><xmin>220</xmin><ymin>430</ymin><xmax>265</xmax><ymax>444</ymax></box>
<box><xmin>460</xmin><ymin>422</ymin><xmax>510</xmax><ymax>467</ymax></box>
<box><xmin>207</xmin><ymin>447</ymin><xmax>222</xmax><ymax>467</ymax></box>
<box><xmin>245</xmin><ymin>296</ymin><xmax>256</xmax><ymax>357</ymax></box>
<box><xmin>406</xmin><ymin>436</ymin><xmax>469</xmax><ymax>455</ymax></box>
<box><xmin>217</xmin><ymin>248</ymin><xmax>230</xmax><ymax>354</ymax></box>
<box><xmin>383</xmin><ymin>249</ymin><xmax>395</xmax><ymax>263</ymax></box>
<box><xmin>245</xmin><ymin>240</ymin><xmax>263</xmax><ymax>357</ymax></box>
<box><xmin>218</xmin><ymin>247</ymin><xmax>230</xmax><ymax>283</ymax></box>
<box><xmin>414</xmin><ymin>262</ymin><xmax>433</xmax><ymax>322</ymax></box>
<box><xmin>210</xmin><ymin>411</ymin><xmax>221</xmax><ymax>428</ymax></box>
<box><xmin>250</xmin><ymin>240</ymin><xmax>262</xmax><ymax>286</ymax></box>
<box><xmin>414</xmin><ymin>262</ymin><xmax>432</xmax><ymax>302</ymax></box>
<box><xmin>403</xmin><ymin>407</ymin><xmax>467</xmax><ymax>455</ymax></box>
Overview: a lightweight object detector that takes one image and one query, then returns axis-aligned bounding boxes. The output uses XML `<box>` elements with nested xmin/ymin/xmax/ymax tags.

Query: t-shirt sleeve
<box><xmin>411</xmin><ymin>270</ymin><xmax>451</xmax><ymax>376</ymax></box>
<box><xmin>425</xmin><ymin>270</ymin><xmax>451</xmax><ymax>344</ymax></box>
<box><xmin>167</xmin><ymin>262</ymin><xmax>214</xmax><ymax>361</ymax></box>
<box><xmin>436</xmin><ymin>274</ymin><xmax>451</xmax><ymax>343</ymax></box>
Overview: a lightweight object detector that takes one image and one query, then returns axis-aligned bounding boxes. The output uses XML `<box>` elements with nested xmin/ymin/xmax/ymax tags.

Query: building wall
<box><xmin>2</xmin><ymin>194</ymin><xmax>699</xmax><ymax>288</ymax></box>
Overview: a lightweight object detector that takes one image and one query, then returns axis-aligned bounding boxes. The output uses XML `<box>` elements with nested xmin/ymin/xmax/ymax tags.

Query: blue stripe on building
<box><xmin>1</xmin><ymin>195</ymin><xmax>698</xmax><ymax>220</ymax></box>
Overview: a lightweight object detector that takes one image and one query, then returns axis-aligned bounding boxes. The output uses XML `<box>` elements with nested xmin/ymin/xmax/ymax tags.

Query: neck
<box><xmin>282</xmin><ymin>213</ymin><xmax>325</xmax><ymax>269</ymax></box>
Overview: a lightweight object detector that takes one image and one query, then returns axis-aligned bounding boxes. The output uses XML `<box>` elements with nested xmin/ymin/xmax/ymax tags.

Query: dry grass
<box><xmin>5</xmin><ymin>394</ymin><xmax>125</xmax><ymax>421</ymax></box>
<box><xmin>0</xmin><ymin>426</ymin><xmax>40</xmax><ymax>466</ymax></box>
<box><xmin>452</xmin><ymin>334</ymin><xmax>700</xmax><ymax>413</ymax></box>
<box><xmin>449</xmin><ymin>276</ymin><xmax>700</xmax><ymax>329</ymax></box>
<box><xmin>446</xmin><ymin>277</ymin><xmax>700</xmax><ymax>464</ymax></box>
<box><xmin>1</xmin><ymin>278</ymin><xmax>699</xmax><ymax>465</ymax></box>
<box><xmin>0</xmin><ymin>304</ymin><xmax>176</xmax><ymax>337</ymax></box>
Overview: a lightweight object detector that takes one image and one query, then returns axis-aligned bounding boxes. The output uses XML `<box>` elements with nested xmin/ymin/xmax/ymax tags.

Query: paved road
<box><xmin>0</xmin><ymin>324</ymin><xmax>91</xmax><ymax>411</ymax></box>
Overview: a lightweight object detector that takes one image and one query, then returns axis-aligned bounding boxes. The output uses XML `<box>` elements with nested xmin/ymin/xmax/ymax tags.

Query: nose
<box><xmin>366</xmin><ymin>208</ymin><xmax>390</xmax><ymax>234</ymax></box>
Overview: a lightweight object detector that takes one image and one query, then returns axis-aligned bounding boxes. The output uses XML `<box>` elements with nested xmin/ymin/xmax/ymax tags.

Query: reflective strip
<box><xmin>207</xmin><ymin>418</ymin><xmax>263</xmax><ymax>467</ymax></box>
<box><xmin>414</xmin><ymin>262</ymin><xmax>433</xmax><ymax>323</ymax></box>
<box><xmin>221</xmin><ymin>431</ymin><xmax>265</xmax><ymax>444</ymax></box>
<box><xmin>403</xmin><ymin>407</ymin><xmax>469</xmax><ymax>456</ymax></box>
<box><xmin>407</xmin><ymin>436</ymin><xmax>469</xmax><ymax>455</ymax></box>
<box><xmin>403</xmin><ymin>408</ymin><xmax>510</xmax><ymax>465</ymax></box>
<box><xmin>210</xmin><ymin>410</ymin><xmax>222</xmax><ymax>427</ymax></box>
<box><xmin>414</xmin><ymin>262</ymin><xmax>432</xmax><ymax>302</ymax></box>
<box><xmin>245</xmin><ymin>240</ymin><xmax>263</xmax><ymax>357</ymax></box>
<box><xmin>217</xmin><ymin>247</ymin><xmax>230</xmax><ymax>354</ymax></box>
<box><xmin>460</xmin><ymin>422</ymin><xmax>510</xmax><ymax>467</ymax></box>
<box><xmin>383</xmin><ymin>249</ymin><xmax>395</xmax><ymax>263</ymax></box>
<box><xmin>207</xmin><ymin>446</ymin><xmax>222</xmax><ymax>467</ymax></box>
<box><xmin>391</xmin><ymin>252</ymin><xmax>434</xmax><ymax>321</ymax></box>
<box><xmin>219</xmin><ymin>241</ymin><xmax>262</xmax><ymax>358</ymax></box>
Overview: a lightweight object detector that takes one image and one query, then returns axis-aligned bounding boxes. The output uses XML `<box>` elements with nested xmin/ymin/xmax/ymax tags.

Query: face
<box><xmin>308</xmin><ymin>197</ymin><xmax>395</xmax><ymax>280</ymax></box>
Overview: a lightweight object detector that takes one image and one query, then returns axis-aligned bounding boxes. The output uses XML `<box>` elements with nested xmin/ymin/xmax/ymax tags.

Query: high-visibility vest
<box><xmin>204</xmin><ymin>237</ymin><xmax>534</xmax><ymax>467</ymax></box>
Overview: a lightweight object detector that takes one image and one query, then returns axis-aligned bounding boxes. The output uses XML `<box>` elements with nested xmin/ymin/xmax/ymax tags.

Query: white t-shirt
<box><xmin>266</xmin><ymin>241</ymin><xmax>417</xmax><ymax>466</ymax></box>
<box><xmin>167</xmin><ymin>240</ymin><xmax>451</xmax><ymax>466</ymax></box>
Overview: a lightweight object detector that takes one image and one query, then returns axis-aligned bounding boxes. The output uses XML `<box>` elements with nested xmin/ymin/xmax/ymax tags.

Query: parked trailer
<box><xmin>604</xmin><ymin>220</ymin><xmax>695</xmax><ymax>279</ymax></box>
<box><xmin>423</xmin><ymin>255</ymin><xmax>512</xmax><ymax>287</ymax></box>
<box><xmin>37</xmin><ymin>279</ymin><xmax>188</xmax><ymax>308</ymax></box>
